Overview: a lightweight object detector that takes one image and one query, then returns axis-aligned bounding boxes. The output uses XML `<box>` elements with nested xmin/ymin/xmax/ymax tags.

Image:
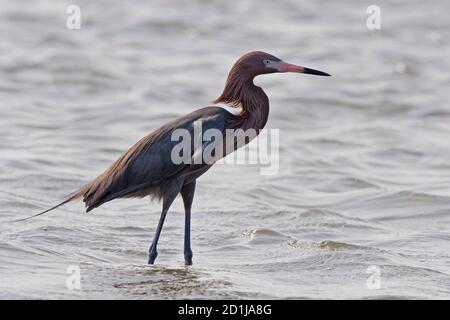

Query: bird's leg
<box><xmin>181</xmin><ymin>181</ymin><xmax>196</xmax><ymax>265</ymax></box>
<box><xmin>148</xmin><ymin>178</ymin><xmax>183</xmax><ymax>265</ymax></box>
<box><xmin>148</xmin><ymin>207</ymin><xmax>168</xmax><ymax>264</ymax></box>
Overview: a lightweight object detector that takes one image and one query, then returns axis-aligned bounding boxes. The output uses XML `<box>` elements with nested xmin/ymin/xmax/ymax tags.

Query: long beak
<box><xmin>275</xmin><ymin>61</ymin><xmax>331</xmax><ymax>76</ymax></box>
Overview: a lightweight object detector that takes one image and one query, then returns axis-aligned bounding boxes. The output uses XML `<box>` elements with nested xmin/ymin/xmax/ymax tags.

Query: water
<box><xmin>1</xmin><ymin>0</ymin><xmax>450</xmax><ymax>299</ymax></box>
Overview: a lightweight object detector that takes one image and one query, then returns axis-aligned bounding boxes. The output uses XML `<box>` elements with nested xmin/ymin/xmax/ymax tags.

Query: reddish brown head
<box><xmin>215</xmin><ymin>51</ymin><xmax>330</xmax><ymax>117</ymax></box>
<box><xmin>223</xmin><ymin>51</ymin><xmax>330</xmax><ymax>79</ymax></box>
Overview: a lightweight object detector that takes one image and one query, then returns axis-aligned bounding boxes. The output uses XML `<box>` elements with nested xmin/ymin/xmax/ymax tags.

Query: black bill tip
<box><xmin>303</xmin><ymin>67</ymin><xmax>331</xmax><ymax>77</ymax></box>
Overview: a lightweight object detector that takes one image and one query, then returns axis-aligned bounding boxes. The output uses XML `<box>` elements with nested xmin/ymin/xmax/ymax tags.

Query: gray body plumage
<box><xmin>80</xmin><ymin>107</ymin><xmax>232</xmax><ymax>212</ymax></box>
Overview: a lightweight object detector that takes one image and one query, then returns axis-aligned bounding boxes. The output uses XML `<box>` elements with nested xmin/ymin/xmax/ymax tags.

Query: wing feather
<box><xmin>80</xmin><ymin>107</ymin><xmax>228</xmax><ymax>211</ymax></box>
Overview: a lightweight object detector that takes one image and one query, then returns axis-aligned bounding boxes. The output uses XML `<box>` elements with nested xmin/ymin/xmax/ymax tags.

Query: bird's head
<box><xmin>231</xmin><ymin>51</ymin><xmax>330</xmax><ymax>78</ymax></box>
<box><xmin>215</xmin><ymin>51</ymin><xmax>330</xmax><ymax>115</ymax></box>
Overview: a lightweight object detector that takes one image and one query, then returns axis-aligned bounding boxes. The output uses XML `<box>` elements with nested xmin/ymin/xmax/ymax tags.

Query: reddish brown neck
<box><xmin>214</xmin><ymin>71</ymin><xmax>269</xmax><ymax>131</ymax></box>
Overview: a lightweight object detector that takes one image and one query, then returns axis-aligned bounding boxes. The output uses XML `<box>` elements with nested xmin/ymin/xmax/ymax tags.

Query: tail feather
<box><xmin>13</xmin><ymin>191</ymin><xmax>82</xmax><ymax>222</ymax></box>
<box><xmin>85</xmin><ymin>181</ymin><xmax>155</xmax><ymax>213</ymax></box>
<box><xmin>14</xmin><ymin>173</ymin><xmax>158</xmax><ymax>222</ymax></box>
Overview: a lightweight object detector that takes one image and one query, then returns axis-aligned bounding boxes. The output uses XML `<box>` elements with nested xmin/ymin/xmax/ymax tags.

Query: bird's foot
<box><xmin>184</xmin><ymin>250</ymin><xmax>193</xmax><ymax>266</ymax></box>
<box><xmin>148</xmin><ymin>250</ymin><xmax>158</xmax><ymax>265</ymax></box>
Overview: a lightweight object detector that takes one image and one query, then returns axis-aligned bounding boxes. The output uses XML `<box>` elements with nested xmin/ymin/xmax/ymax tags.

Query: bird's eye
<box><xmin>263</xmin><ymin>59</ymin><xmax>271</xmax><ymax>65</ymax></box>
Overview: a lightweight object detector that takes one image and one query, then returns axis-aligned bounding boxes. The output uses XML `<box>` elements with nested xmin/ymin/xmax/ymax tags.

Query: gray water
<box><xmin>1</xmin><ymin>0</ymin><xmax>450</xmax><ymax>299</ymax></box>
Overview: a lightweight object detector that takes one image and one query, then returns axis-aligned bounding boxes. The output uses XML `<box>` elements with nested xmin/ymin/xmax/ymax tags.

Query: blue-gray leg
<box><xmin>181</xmin><ymin>181</ymin><xmax>196</xmax><ymax>265</ymax></box>
<box><xmin>148</xmin><ymin>178</ymin><xmax>183</xmax><ymax>265</ymax></box>
<box><xmin>148</xmin><ymin>207</ymin><xmax>168</xmax><ymax>264</ymax></box>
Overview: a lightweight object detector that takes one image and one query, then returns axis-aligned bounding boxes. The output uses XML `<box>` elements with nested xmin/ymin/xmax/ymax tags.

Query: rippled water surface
<box><xmin>1</xmin><ymin>0</ymin><xmax>450</xmax><ymax>299</ymax></box>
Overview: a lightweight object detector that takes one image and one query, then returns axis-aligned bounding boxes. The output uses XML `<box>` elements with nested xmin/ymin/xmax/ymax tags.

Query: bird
<box><xmin>20</xmin><ymin>51</ymin><xmax>330</xmax><ymax>265</ymax></box>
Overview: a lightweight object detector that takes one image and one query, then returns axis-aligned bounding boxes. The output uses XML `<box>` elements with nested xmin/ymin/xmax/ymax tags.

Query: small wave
<box><xmin>298</xmin><ymin>208</ymin><xmax>383</xmax><ymax>231</ymax></box>
<box><xmin>107</xmin><ymin>226</ymin><xmax>149</xmax><ymax>232</ymax></box>
<box><xmin>242</xmin><ymin>228</ymin><xmax>289</xmax><ymax>240</ymax></box>
<box><xmin>286</xmin><ymin>239</ymin><xmax>363</xmax><ymax>250</ymax></box>
<box><xmin>84</xmin><ymin>263</ymin><xmax>232</xmax><ymax>299</ymax></box>
<box><xmin>365</xmin><ymin>190</ymin><xmax>450</xmax><ymax>203</ymax></box>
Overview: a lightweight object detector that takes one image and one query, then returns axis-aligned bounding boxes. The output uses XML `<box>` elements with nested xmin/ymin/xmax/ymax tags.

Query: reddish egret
<box><xmin>22</xmin><ymin>51</ymin><xmax>330</xmax><ymax>265</ymax></box>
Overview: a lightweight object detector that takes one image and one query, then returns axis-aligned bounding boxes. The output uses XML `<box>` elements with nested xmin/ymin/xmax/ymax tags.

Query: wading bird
<box><xmin>22</xmin><ymin>51</ymin><xmax>330</xmax><ymax>265</ymax></box>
